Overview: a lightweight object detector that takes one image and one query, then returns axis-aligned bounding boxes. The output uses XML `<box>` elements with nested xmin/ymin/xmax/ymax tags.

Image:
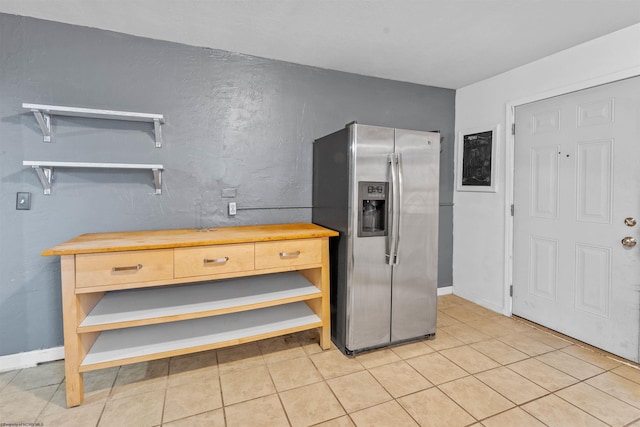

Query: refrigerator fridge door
<box><xmin>346</xmin><ymin>124</ymin><xmax>394</xmax><ymax>351</ymax></box>
<box><xmin>391</xmin><ymin>129</ymin><xmax>440</xmax><ymax>342</ymax></box>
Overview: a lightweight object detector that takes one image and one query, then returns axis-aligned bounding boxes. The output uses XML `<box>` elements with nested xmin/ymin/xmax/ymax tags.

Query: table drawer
<box><xmin>255</xmin><ymin>239</ymin><xmax>321</xmax><ymax>270</ymax></box>
<box><xmin>75</xmin><ymin>249</ymin><xmax>174</xmax><ymax>288</ymax></box>
<box><xmin>174</xmin><ymin>243</ymin><xmax>254</xmax><ymax>278</ymax></box>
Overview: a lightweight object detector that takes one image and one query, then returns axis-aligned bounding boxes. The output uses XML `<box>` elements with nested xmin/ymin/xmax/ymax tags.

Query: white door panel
<box><xmin>513</xmin><ymin>76</ymin><xmax>640</xmax><ymax>362</ymax></box>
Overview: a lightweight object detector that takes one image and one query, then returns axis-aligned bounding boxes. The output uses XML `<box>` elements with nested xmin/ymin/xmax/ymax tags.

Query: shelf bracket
<box><xmin>152</xmin><ymin>168</ymin><xmax>162</xmax><ymax>194</ymax></box>
<box><xmin>32</xmin><ymin>110</ymin><xmax>52</xmax><ymax>142</ymax></box>
<box><xmin>153</xmin><ymin>119</ymin><xmax>163</xmax><ymax>148</ymax></box>
<box><xmin>33</xmin><ymin>166</ymin><xmax>53</xmax><ymax>194</ymax></box>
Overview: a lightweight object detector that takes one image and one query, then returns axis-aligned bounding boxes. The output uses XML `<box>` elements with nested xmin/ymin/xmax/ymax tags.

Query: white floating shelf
<box><xmin>23</xmin><ymin>103</ymin><xmax>165</xmax><ymax>122</ymax></box>
<box><xmin>79</xmin><ymin>272</ymin><xmax>321</xmax><ymax>331</ymax></box>
<box><xmin>23</xmin><ymin>161</ymin><xmax>164</xmax><ymax>169</ymax></box>
<box><xmin>23</xmin><ymin>103</ymin><xmax>165</xmax><ymax>147</ymax></box>
<box><xmin>80</xmin><ymin>302</ymin><xmax>321</xmax><ymax>369</ymax></box>
<box><xmin>23</xmin><ymin>161</ymin><xmax>163</xmax><ymax>194</ymax></box>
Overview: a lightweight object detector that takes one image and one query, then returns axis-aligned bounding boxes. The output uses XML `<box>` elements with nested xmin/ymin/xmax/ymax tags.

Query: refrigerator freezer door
<box><xmin>346</xmin><ymin>124</ymin><xmax>394</xmax><ymax>351</ymax></box>
<box><xmin>391</xmin><ymin>129</ymin><xmax>440</xmax><ymax>342</ymax></box>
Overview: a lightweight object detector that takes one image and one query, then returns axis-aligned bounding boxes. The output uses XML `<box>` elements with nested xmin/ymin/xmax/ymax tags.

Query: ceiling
<box><xmin>1</xmin><ymin>0</ymin><xmax>639</xmax><ymax>89</ymax></box>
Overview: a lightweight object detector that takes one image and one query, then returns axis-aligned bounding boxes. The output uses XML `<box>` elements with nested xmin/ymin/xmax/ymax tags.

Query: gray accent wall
<box><xmin>0</xmin><ymin>13</ymin><xmax>455</xmax><ymax>356</ymax></box>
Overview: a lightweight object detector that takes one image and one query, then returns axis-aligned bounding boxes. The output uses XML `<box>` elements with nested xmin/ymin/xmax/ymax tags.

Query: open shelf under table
<box><xmin>79</xmin><ymin>271</ymin><xmax>320</xmax><ymax>331</ymax></box>
<box><xmin>81</xmin><ymin>301</ymin><xmax>321</xmax><ymax>370</ymax></box>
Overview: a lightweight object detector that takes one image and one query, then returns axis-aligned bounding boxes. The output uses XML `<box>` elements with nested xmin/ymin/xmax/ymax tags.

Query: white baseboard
<box><xmin>0</xmin><ymin>346</ymin><xmax>64</xmax><ymax>373</ymax></box>
<box><xmin>451</xmin><ymin>287</ymin><xmax>505</xmax><ymax>314</ymax></box>
<box><xmin>437</xmin><ymin>286</ymin><xmax>453</xmax><ymax>296</ymax></box>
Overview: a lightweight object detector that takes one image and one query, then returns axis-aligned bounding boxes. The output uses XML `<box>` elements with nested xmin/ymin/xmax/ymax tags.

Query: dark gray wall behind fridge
<box><xmin>0</xmin><ymin>13</ymin><xmax>455</xmax><ymax>356</ymax></box>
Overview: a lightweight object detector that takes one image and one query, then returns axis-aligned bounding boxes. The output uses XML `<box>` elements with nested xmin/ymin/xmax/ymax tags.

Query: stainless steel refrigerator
<box><xmin>312</xmin><ymin>123</ymin><xmax>440</xmax><ymax>355</ymax></box>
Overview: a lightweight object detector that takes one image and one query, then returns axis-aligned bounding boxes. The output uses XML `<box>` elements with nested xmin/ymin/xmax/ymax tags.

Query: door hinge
<box><xmin>511</xmin><ymin>123</ymin><xmax>515</xmax><ymax>135</ymax></box>
<box><xmin>510</xmin><ymin>285</ymin><xmax>513</xmax><ymax>297</ymax></box>
<box><xmin>510</xmin><ymin>204</ymin><xmax>514</xmax><ymax>216</ymax></box>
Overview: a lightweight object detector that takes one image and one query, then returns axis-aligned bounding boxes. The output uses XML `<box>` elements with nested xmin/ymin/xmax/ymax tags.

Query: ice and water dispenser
<box><xmin>358</xmin><ymin>181</ymin><xmax>388</xmax><ymax>237</ymax></box>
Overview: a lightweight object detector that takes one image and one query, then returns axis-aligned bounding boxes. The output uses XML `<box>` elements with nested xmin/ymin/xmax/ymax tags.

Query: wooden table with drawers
<box><xmin>42</xmin><ymin>223</ymin><xmax>338</xmax><ymax>407</ymax></box>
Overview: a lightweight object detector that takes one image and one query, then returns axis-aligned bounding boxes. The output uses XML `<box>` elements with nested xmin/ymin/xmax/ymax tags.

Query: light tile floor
<box><xmin>2</xmin><ymin>294</ymin><xmax>640</xmax><ymax>426</ymax></box>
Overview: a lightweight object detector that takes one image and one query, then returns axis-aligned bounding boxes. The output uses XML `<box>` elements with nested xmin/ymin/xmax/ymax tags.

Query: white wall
<box><xmin>453</xmin><ymin>23</ymin><xmax>640</xmax><ymax>314</ymax></box>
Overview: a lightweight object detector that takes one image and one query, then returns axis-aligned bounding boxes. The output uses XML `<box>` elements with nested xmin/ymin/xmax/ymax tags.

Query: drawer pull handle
<box><xmin>279</xmin><ymin>251</ymin><xmax>301</xmax><ymax>258</ymax></box>
<box><xmin>204</xmin><ymin>256</ymin><xmax>229</xmax><ymax>264</ymax></box>
<box><xmin>112</xmin><ymin>264</ymin><xmax>143</xmax><ymax>272</ymax></box>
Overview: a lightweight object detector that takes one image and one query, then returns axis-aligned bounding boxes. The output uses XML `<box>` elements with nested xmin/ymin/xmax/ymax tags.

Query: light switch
<box><xmin>17</xmin><ymin>192</ymin><xmax>31</xmax><ymax>210</ymax></box>
<box><xmin>222</xmin><ymin>188</ymin><xmax>237</xmax><ymax>198</ymax></box>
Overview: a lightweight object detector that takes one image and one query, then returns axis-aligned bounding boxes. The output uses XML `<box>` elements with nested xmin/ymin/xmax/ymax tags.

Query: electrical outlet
<box><xmin>228</xmin><ymin>202</ymin><xmax>237</xmax><ymax>216</ymax></box>
<box><xmin>16</xmin><ymin>192</ymin><xmax>31</xmax><ymax>210</ymax></box>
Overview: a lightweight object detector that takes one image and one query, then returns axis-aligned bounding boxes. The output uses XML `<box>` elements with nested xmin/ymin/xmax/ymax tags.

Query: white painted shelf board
<box><xmin>23</xmin><ymin>161</ymin><xmax>163</xmax><ymax>194</ymax></box>
<box><xmin>80</xmin><ymin>272</ymin><xmax>320</xmax><ymax>328</ymax></box>
<box><xmin>81</xmin><ymin>302</ymin><xmax>320</xmax><ymax>367</ymax></box>
<box><xmin>23</xmin><ymin>103</ymin><xmax>164</xmax><ymax>123</ymax></box>
<box><xmin>23</xmin><ymin>161</ymin><xmax>164</xmax><ymax>170</ymax></box>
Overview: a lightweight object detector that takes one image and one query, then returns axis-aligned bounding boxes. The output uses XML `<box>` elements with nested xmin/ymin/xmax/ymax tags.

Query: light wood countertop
<box><xmin>42</xmin><ymin>223</ymin><xmax>339</xmax><ymax>256</ymax></box>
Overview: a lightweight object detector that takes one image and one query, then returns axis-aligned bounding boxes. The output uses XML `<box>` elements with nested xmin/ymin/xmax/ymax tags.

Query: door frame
<box><xmin>503</xmin><ymin>67</ymin><xmax>640</xmax><ymax>317</ymax></box>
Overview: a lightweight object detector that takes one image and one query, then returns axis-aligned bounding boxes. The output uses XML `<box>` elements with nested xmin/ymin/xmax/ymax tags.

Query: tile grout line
<box><xmin>263</xmin><ymin>350</ymin><xmax>293</xmax><ymax>427</ymax></box>
<box><xmin>95</xmin><ymin>365</ymin><xmax>120</xmax><ymax>426</ymax></box>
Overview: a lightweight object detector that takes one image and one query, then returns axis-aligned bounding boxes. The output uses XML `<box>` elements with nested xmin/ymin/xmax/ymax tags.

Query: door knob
<box><xmin>625</xmin><ymin>217</ymin><xmax>637</xmax><ymax>227</ymax></box>
<box><xmin>621</xmin><ymin>237</ymin><xmax>637</xmax><ymax>247</ymax></box>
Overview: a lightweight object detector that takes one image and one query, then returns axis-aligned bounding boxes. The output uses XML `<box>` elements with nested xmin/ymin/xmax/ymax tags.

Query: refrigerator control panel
<box><xmin>358</xmin><ymin>181</ymin><xmax>388</xmax><ymax>237</ymax></box>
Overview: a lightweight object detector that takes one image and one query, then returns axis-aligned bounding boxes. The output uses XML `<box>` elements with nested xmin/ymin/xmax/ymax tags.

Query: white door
<box><xmin>513</xmin><ymin>76</ymin><xmax>640</xmax><ymax>362</ymax></box>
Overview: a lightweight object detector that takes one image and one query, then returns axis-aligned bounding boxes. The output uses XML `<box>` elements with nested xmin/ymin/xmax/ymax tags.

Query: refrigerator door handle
<box><xmin>386</xmin><ymin>154</ymin><xmax>395</xmax><ymax>264</ymax></box>
<box><xmin>395</xmin><ymin>153</ymin><xmax>403</xmax><ymax>263</ymax></box>
<box><xmin>387</xmin><ymin>153</ymin><xmax>399</xmax><ymax>265</ymax></box>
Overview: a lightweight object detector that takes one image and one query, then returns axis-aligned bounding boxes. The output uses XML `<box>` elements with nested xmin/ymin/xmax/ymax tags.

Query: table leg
<box><xmin>60</xmin><ymin>256</ymin><xmax>84</xmax><ymax>407</ymax></box>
